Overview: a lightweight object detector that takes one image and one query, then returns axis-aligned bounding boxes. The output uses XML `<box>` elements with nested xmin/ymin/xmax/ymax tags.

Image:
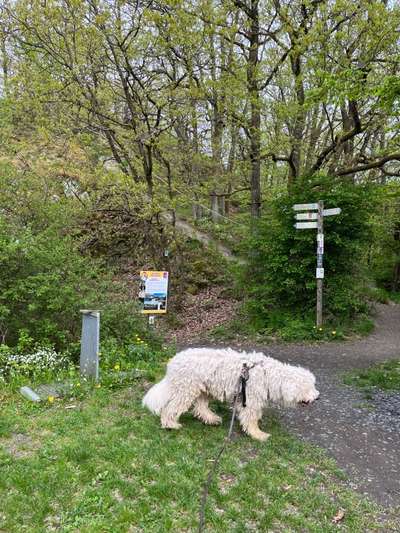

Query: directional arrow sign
<box><xmin>323</xmin><ymin>207</ymin><xmax>341</xmax><ymax>217</ymax></box>
<box><xmin>293</xmin><ymin>203</ymin><xmax>319</xmax><ymax>211</ymax></box>
<box><xmin>296</xmin><ymin>212</ymin><xmax>317</xmax><ymax>221</ymax></box>
<box><xmin>294</xmin><ymin>222</ymin><xmax>318</xmax><ymax>229</ymax></box>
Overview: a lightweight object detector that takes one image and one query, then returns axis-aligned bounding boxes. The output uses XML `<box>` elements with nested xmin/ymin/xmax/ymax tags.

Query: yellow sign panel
<box><xmin>139</xmin><ymin>271</ymin><xmax>169</xmax><ymax>314</ymax></box>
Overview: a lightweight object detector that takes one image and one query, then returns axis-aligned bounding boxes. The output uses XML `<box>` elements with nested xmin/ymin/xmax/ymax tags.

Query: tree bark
<box><xmin>247</xmin><ymin>0</ymin><xmax>261</xmax><ymax>218</ymax></box>
<box><xmin>210</xmin><ymin>192</ymin><xmax>220</xmax><ymax>222</ymax></box>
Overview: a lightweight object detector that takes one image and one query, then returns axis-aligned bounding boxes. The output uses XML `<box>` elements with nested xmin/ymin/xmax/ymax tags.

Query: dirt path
<box><xmin>186</xmin><ymin>303</ymin><xmax>400</xmax><ymax>508</ymax></box>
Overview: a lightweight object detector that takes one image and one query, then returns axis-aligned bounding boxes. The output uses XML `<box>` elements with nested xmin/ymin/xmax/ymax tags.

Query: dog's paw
<box><xmin>162</xmin><ymin>422</ymin><xmax>182</xmax><ymax>430</ymax></box>
<box><xmin>207</xmin><ymin>415</ymin><xmax>222</xmax><ymax>425</ymax></box>
<box><xmin>251</xmin><ymin>431</ymin><xmax>271</xmax><ymax>442</ymax></box>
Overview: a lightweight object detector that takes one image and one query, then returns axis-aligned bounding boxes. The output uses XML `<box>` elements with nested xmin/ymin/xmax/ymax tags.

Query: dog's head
<box><xmin>278</xmin><ymin>366</ymin><xmax>319</xmax><ymax>407</ymax></box>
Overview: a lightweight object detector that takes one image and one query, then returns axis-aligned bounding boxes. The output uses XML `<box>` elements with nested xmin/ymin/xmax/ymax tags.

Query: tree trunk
<box><xmin>210</xmin><ymin>192</ymin><xmax>220</xmax><ymax>222</ymax></box>
<box><xmin>218</xmin><ymin>195</ymin><xmax>226</xmax><ymax>217</ymax></box>
<box><xmin>288</xmin><ymin>51</ymin><xmax>306</xmax><ymax>187</ymax></box>
<box><xmin>248</xmin><ymin>0</ymin><xmax>261</xmax><ymax>218</ymax></box>
<box><xmin>192</xmin><ymin>202</ymin><xmax>203</xmax><ymax>221</ymax></box>
<box><xmin>392</xmin><ymin>261</ymin><xmax>400</xmax><ymax>292</ymax></box>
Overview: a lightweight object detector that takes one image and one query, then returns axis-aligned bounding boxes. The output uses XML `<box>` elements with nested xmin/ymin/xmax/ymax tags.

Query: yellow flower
<box><xmin>76</xmin><ymin>382</ymin><xmax>81</xmax><ymax>387</ymax></box>
<box><xmin>332</xmin><ymin>331</ymin><xmax>337</xmax><ymax>335</ymax></box>
<box><xmin>318</xmin><ymin>327</ymin><xmax>323</xmax><ymax>331</ymax></box>
<box><xmin>95</xmin><ymin>383</ymin><xmax>101</xmax><ymax>388</ymax></box>
<box><xmin>114</xmin><ymin>364</ymin><xmax>120</xmax><ymax>371</ymax></box>
<box><xmin>48</xmin><ymin>396</ymin><xmax>55</xmax><ymax>403</ymax></box>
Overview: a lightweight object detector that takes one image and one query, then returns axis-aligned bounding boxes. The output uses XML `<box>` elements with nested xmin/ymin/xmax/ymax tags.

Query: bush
<box><xmin>0</xmin><ymin>218</ymin><xmax>149</xmax><ymax>350</ymax></box>
<box><xmin>369</xmin><ymin>182</ymin><xmax>400</xmax><ymax>292</ymax></box>
<box><xmin>241</xmin><ymin>175</ymin><xmax>375</xmax><ymax>329</ymax></box>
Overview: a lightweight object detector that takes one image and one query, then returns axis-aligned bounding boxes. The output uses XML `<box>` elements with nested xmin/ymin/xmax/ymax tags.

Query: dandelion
<box><xmin>114</xmin><ymin>364</ymin><xmax>120</xmax><ymax>371</ymax></box>
<box><xmin>318</xmin><ymin>327</ymin><xmax>323</xmax><ymax>331</ymax></box>
<box><xmin>332</xmin><ymin>331</ymin><xmax>337</xmax><ymax>335</ymax></box>
<box><xmin>95</xmin><ymin>383</ymin><xmax>101</xmax><ymax>388</ymax></box>
<box><xmin>76</xmin><ymin>382</ymin><xmax>81</xmax><ymax>387</ymax></box>
<box><xmin>48</xmin><ymin>396</ymin><xmax>55</xmax><ymax>403</ymax></box>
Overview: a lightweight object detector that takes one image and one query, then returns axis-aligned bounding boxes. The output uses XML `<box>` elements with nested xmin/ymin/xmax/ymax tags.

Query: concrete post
<box><xmin>80</xmin><ymin>310</ymin><xmax>100</xmax><ymax>381</ymax></box>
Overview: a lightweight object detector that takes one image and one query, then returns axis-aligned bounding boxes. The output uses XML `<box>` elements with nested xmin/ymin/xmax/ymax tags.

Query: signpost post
<box><xmin>293</xmin><ymin>201</ymin><xmax>341</xmax><ymax>327</ymax></box>
<box><xmin>316</xmin><ymin>201</ymin><xmax>324</xmax><ymax>328</ymax></box>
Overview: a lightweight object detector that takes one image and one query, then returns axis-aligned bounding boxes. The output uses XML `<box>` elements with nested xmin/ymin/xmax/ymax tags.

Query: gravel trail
<box><xmin>187</xmin><ymin>303</ymin><xmax>400</xmax><ymax>507</ymax></box>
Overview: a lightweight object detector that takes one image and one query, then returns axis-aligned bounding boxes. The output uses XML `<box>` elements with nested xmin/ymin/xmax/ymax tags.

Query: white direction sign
<box><xmin>294</xmin><ymin>222</ymin><xmax>318</xmax><ymax>229</ymax></box>
<box><xmin>296</xmin><ymin>212</ymin><xmax>317</xmax><ymax>221</ymax></box>
<box><xmin>293</xmin><ymin>203</ymin><xmax>319</xmax><ymax>211</ymax></box>
<box><xmin>292</xmin><ymin>200</ymin><xmax>341</xmax><ymax>328</ymax></box>
<box><xmin>323</xmin><ymin>207</ymin><xmax>341</xmax><ymax>217</ymax></box>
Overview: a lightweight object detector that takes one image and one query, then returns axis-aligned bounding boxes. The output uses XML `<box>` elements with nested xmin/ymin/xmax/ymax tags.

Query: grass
<box><xmin>0</xmin><ymin>372</ymin><xmax>398</xmax><ymax>532</ymax></box>
<box><xmin>344</xmin><ymin>359</ymin><xmax>400</xmax><ymax>394</ymax></box>
<box><xmin>208</xmin><ymin>311</ymin><xmax>374</xmax><ymax>344</ymax></box>
<box><xmin>362</xmin><ymin>285</ymin><xmax>400</xmax><ymax>305</ymax></box>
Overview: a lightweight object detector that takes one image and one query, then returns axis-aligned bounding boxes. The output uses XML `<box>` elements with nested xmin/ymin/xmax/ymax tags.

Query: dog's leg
<box><xmin>237</xmin><ymin>407</ymin><xmax>270</xmax><ymax>441</ymax></box>
<box><xmin>160</xmin><ymin>387</ymin><xmax>198</xmax><ymax>430</ymax></box>
<box><xmin>193</xmin><ymin>394</ymin><xmax>222</xmax><ymax>425</ymax></box>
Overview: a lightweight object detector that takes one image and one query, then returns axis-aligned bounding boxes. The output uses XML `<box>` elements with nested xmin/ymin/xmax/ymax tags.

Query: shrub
<box><xmin>0</xmin><ymin>218</ymin><xmax>150</xmax><ymax>350</ymax></box>
<box><xmin>369</xmin><ymin>182</ymin><xmax>400</xmax><ymax>292</ymax></box>
<box><xmin>241</xmin><ymin>175</ymin><xmax>375</xmax><ymax>329</ymax></box>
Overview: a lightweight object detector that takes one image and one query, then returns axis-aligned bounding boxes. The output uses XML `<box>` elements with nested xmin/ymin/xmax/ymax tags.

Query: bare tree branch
<box><xmin>335</xmin><ymin>153</ymin><xmax>400</xmax><ymax>176</ymax></box>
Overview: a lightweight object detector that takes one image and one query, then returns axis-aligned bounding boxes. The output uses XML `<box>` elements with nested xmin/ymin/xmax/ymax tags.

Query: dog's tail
<box><xmin>142</xmin><ymin>377</ymin><xmax>171</xmax><ymax>416</ymax></box>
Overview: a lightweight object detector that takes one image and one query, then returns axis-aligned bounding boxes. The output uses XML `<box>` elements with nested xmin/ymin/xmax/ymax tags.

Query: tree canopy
<box><xmin>1</xmin><ymin>0</ymin><xmax>399</xmax><ymax>217</ymax></box>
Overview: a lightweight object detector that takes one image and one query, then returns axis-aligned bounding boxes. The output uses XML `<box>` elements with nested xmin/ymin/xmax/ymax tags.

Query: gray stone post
<box><xmin>80</xmin><ymin>310</ymin><xmax>100</xmax><ymax>381</ymax></box>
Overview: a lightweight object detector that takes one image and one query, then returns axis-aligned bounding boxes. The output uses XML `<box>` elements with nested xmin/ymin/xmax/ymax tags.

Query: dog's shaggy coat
<box><xmin>142</xmin><ymin>347</ymin><xmax>319</xmax><ymax>440</ymax></box>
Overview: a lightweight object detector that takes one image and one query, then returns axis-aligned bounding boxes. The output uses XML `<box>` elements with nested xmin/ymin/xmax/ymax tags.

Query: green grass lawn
<box><xmin>0</xmin><ymin>378</ymin><xmax>398</xmax><ymax>532</ymax></box>
<box><xmin>344</xmin><ymin>359</ymin><xmax>400</xmax><ymax>395</ymax></box>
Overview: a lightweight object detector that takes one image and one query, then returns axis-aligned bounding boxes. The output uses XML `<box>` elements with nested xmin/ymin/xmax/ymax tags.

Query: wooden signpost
<box><xmin>293</xmin><ymin>201</ymin><xmax>341</xmax><ymax>327</ymax></box>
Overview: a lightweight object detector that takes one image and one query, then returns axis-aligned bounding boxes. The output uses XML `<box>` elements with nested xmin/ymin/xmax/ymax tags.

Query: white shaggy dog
<box><xmin>142</xmin><ymin>347</ymin><xmax>319</xmax><ymax>441</ymax></box>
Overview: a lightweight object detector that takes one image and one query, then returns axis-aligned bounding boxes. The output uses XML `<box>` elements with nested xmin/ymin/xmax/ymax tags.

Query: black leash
<box><xmin>198</xmin><ymin>362</ymin><xmax>252</xmax><ymax>533</ymax></box>
<box><xmin>240</xmin><ymin>362</ymin><xmax>250</xmax><ymax>407</ymax></box>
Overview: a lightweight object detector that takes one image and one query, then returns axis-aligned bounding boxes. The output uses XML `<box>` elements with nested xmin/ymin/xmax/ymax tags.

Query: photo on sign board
<box><xmin>139</xmin><ymin>271</ymin><xmax>169</xmax><ymax>314</ymax></box>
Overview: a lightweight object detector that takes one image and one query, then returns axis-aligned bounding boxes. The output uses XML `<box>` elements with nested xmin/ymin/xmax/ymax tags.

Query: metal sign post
<box><xmin>80</xmin><ymin>310</ymin><xmax>100</xmax><ymax>381</ymax></box>
<box><xmin>293</xmin><ymin>201</ymin><xmax>341</xmax><ymax>327</ymax></box>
